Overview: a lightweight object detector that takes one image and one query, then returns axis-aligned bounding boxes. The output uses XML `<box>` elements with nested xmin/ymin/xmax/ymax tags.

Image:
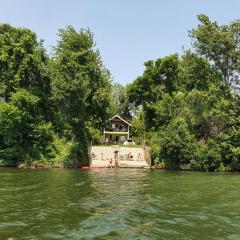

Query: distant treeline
<box><xmin>0</xmin><ymin>14</ymin><xmax>239</xmax><ymax>170</ymax></box>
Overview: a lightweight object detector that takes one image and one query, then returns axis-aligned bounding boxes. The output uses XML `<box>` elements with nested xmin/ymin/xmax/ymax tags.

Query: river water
<box><xmin>0</xmin><ymin>168</ymin><xmax>240</xmax><ymax>240</ymax></box>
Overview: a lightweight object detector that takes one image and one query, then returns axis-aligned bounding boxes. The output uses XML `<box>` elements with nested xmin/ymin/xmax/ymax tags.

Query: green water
<box><xmin>0</xmin><ymin>169</ymin><xmax>240</xmax><ymax>240</ymax></box>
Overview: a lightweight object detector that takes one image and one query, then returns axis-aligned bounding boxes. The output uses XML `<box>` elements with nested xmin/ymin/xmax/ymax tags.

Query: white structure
<box><xmin>103</xmin><ymin>115</ymin><xmax>132</xmax><ymax>144</ymax></box>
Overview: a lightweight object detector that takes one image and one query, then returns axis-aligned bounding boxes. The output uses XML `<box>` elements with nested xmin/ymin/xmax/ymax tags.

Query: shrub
<box><xmin>157</xmin><ymin>117</ymin><xmax>196</xmax><ymax>170</ymax></box>
<box><xmin>194</xmin><ymin>139</ymin><xmax>221</xmax><ymax>171</ymax></box>
<box><xmin>219</xmin><ymin>121</ymin><xmax>240</xmax><ymax>171</ymax></box>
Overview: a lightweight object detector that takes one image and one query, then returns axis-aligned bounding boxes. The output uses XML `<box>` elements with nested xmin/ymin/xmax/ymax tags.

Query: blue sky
<box><xmin>0</xmin><ymin>0</ymin><xmax>239</xmax><ymax>84</ymax></box>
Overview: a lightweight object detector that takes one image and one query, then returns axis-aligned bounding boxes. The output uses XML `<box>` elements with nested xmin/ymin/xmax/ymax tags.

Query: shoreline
<box><xmin>0</xmin><ymin>164</ymin><xmax>239</xmax><ymax>172</ymax></box>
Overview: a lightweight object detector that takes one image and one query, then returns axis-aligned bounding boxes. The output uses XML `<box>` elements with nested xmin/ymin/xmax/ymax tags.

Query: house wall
<box><xmin>103</xmin><ymin>116</ymin><xmax>130</xmax><ymax>144</ymax></box>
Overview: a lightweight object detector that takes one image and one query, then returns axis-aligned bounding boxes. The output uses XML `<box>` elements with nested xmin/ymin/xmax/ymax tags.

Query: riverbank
<box><xmin>17</xmin><ymin>161</ymin><xmax>64</xmax><ymax>169</ymax></box>
<box><xmin>1</xmin><ymin>160</ymin><xmax>239</xmax><ymax>172</ymax></box>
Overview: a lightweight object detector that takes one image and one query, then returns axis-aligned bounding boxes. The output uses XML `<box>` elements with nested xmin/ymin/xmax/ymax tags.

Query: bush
<box><xmin>0</xmin><ymin>92</ymin><xmax>58</xmax><ymax>166</ymax></box>
<box><xmin>64</xmin><ymin>141</ymin><xmax>89</xmax><ymax>167</ymax></box>
<box><xmin>157</xmin><ymin>117</ymin><xmax>196</xmax><ymax>170</ymax></box>
<box><xmin>194</xmin><ymin>139</ymin><xmax>221</xmax><ymax>171</ymax></box>
<box><xmin>32</xmin><ymin>122</ymin><xmax>57</xmax><ymax>161</ymax></box>
<box><xmin>87</xmin><ymin>127</ymin><xmax>103</xmax><ymax>145</ymax></box>
<box><xmin>219</xmin><ymin>121</ymin><xmax>240</xmax><ymax>171</ymax></box>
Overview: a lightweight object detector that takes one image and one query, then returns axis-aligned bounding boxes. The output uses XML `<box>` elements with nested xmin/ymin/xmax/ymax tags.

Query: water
<box><xmin>0</xmin><ymin>169</ymin><xmax>240</xmax><ymax>240</ymax></box>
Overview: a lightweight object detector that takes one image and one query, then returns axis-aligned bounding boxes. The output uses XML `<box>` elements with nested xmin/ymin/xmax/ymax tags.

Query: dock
<box><xmin>90</xmin><ymin>146</ymin><xmax>150</xmax><ymax>168</ymax></box>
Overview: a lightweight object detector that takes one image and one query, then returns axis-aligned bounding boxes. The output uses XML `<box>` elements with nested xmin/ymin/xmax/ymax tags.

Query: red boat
<box><xmin>80</xmin><ymin>166</ymin><xmax>104</xmax><ymax>170</ymax></box>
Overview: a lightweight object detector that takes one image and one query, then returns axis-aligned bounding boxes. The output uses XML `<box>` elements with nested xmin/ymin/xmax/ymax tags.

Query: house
<box><xmin>103</xmin><ymin>115</ymin><xmax>132</xmax><ymax>144</ymax></box>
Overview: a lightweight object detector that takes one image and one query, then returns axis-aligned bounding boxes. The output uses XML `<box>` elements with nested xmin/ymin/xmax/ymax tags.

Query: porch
<box><xmin>104</xmin><ymin>131</ymin><xmax>129</xmax><ymax>144</ymax></box>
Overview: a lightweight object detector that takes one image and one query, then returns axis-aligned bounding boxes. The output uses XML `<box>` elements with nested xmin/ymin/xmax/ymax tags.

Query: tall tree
<box><xmin>0</xmin><ymin>24</ymin><xmax>55</xmax><ymax>165</ymax></box>
<box><xmin>179</xmin><ymin>51</ymin><xmax>222</xmax><ymax>91</ymax></box>
<box><xmin>111</xmin><ymin>83</ymin><xmax>136</xmax><ymax>121</ymax></box>
<box><xmin>0</xmin><ymin>24</ymin><xmax>51</xmax><ymax>108</ymax></box>
<box><xmin>51</xmin><ymin>26</ymin><xmax>111</xmax><ymax>166</ymax></box>
<box><xmin>128</xmin><ymin>54</ymin><xmax>180</xmax><ymax>107</ymax></box>
<box><xmin>190</xmin><ymin>14</ymin><xmax>240</xmax><ymax>87</ymax></box>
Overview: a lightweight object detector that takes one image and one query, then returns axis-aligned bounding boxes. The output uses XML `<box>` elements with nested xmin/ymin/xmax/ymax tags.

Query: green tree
<box><xmin>131</xmin><ymin>110</ymin><xmax>146</xmax><ymax>143</ymax></box>
<box><xmin>111</xmin><ymin>83</ymin><xmax>137</xmax><ymax>121</ymax></box>
<box><xmin>179</xmin><ymin>51</ymin><xmax>222</xmax><ymax>91</ymax></box>
<box><xmin>0</xmin><ymin>24</ymin><xmax>51</xmax><ymax>111</ymax></box>
<box><xmin>193</xmin><ymin>139</ymin><xmax>222</xmax><ymax>172</ymax></box>
<box><xmin>190</xmin><ymin>14</ymin><xmax>240</xmax><ymax>87</ymax></box>
<box><xmin>51</xmin><ymin>26</ymin><xmax>111</xmax><ymax>166</ymax></box>
<box><xmin>0</xmin><ymin>101</ymin><xmax>24</xmax><ymax>165</ymax></box>
<box><xmin>219</xmin><ymin>117</ymin><xmax>240</xmax><ymax>171</ymax></box>
<box><xmin>128</xmin><ymin>54</ymin><xmax>180</xmax><ymax>107</ymax></box>
<box><xmin>127</xmin><ymin>54</ymin><xmax>180</xmax><ymax>129</ymax></box>
<box><xmin>157</xmin><ymin>117</ymin><xmax>196</xmax><ymax>170</ymax></box>
<box><xmin>0</xmin><ymin>90</ymin><xmax>56</xmax><ymax>165</ymax></box>
<box><xmin>0</xmin><ymin>24</ymin><xmax>55</xmax><ymax>166</ymax></box>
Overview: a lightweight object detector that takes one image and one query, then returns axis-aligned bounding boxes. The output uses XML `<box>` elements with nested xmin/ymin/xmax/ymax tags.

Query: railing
<box><xmin>104</xmin><ymin>127</ymin><xmax>128</xmax><ymax>132</ymax></box>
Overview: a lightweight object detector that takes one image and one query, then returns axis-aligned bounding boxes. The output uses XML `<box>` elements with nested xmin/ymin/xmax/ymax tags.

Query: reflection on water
<box><xmin>0</xmin><ymin>168</ymin><xmax>240</xmax><ymax>239</ymax></box>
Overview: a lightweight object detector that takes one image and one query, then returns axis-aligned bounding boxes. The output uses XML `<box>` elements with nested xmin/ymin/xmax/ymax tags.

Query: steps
<box><xmin>90</xmin><ymin>146</ymin><xmax>150</xmax><ymax>168</ymax></box>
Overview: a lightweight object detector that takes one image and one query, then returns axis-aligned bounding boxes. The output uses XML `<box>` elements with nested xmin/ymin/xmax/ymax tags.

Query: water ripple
<box><xmin>0</xmin><ymin>169</ymin><xmax>240</xmax><ymax>239</ymax></box>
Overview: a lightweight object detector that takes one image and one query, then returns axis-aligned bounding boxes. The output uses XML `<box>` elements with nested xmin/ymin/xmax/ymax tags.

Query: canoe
<box><xmin>80</xmin><ymin>166</ymin><xmax>104</xmax><ymax>170</ymax></box>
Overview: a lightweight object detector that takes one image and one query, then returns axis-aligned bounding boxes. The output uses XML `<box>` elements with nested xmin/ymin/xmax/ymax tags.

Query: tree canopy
<box><xmin>51</xmin><ymin>26</ymin><xmax>112</xmax><ymax>166</ymax></box>
<box><xmin>190</xmin><ymin>14</ymin><xmax>240</xmax><ymax>87</ymax></box>
<box><xmin>129</xmin><ymin>15</ymin><xmax>240</xmax><ymax>171</ymax></box>
<box><xmin>0</xmin><ymin>15</ymin><xmax>239</xmax><ymax>171</ymax></box>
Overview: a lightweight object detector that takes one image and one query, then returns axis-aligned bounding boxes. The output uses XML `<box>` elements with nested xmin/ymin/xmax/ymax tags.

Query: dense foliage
<box><xmin>0</xmin><ymin>24</ymin><xmax>111</xmax><ymax>167</ymax></box>
<box><xmin>128</xmin><ymin>15</ymin><xmax>240</xmax><ymax>171</ymax></box>
<box><xmin>0</xmin><ymin>15</ymin><xmax>239</xmax><ymax>171</ymax></box>
<box><xmin>0</xmin><ymin>24</ymin><xmax>54</xmax><ymax>166</ymax></box>
<box><xmin>51</xmin><ymin>26</ymin><xmax>112</xmax><ymax>166</ymax></box>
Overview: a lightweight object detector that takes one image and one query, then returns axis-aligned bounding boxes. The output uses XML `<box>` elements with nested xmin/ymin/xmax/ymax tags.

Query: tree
<box><xmin>128</xmin><ymin>54</ymin><xmax>180</xmax><ymax>107</ymax></box>
<box><xmin>179</xmin><ymin>51</ymin><xmax>222</xmax><ymax>91</ymax></box>
<box><xmin>0</xmin><ymin>24</ymin><xmax>55</xmax><ymax>166</ymax></box>
<box><xmin>127</xmin><ymin>54</ymin><xmax>180</xmax><ymax>130</ymax></box>
<box><xmin>127</xmin><ymin>52</ymin><xmax>223</xmax><ymax>130</ymax></box>
<box><xmin>0</xmin><ymin>24</ymin><xmax>51</xmax><ymax>110</ymax></box>
<box><xmin>111</xmin><ymin>83</ymin><xmax>136</xmax><ymax>120</ymax></box>
<box><xmin>131</xmin><ymin>110</ymin><xmax>146</xmax><ymax>143</ymax></box>
<box><xmin>190</xmin><ymin>14</ymin><xmax>240</xmax><ymax>87</ymax></box>
<box><xmin>51</xmin><ymin>26</ymin><xmax>112</xmax><ymax>166</ymax></box>
<box><xmin>157</xmin><ymin>117</ymin><xmax>195</xmax><ymax>170</ymax></box>
<box><xmin>0</xmin><ymin>101</ymin><xmax>24</xmax><ymax>165</ymax></box>
<box><xmin>219</xmin><ymin>117</ymin><xmax>240</xmax><ymax>171</ymax></box>
<box><xmin>194</xmin><ymin>139</ymin><xmax>222</xmax><ymax>172</ymax></box>
<box><xmin>0</xmin><ymin>89</ymin><xmax>56</xmax><ymax>165</ymax></box>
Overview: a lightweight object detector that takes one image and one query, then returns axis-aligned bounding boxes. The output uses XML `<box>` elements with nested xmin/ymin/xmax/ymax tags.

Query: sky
<box><xmin>0</xmin><ymin>0</ymin><xmax>240</xmax><ymax>85</ymax></box>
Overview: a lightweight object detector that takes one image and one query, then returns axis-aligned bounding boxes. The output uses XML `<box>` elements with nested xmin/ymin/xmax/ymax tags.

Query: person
<box><xmin>109</xmin><ymin>158</ymin><xmax>113</xmax><ymax>168</ymax></box>
<box><xmin>114</xmin><ymin>155</ymin><xmax>119</xmax><ymax>168</ymax></box>
<box><xmin>113</xmin><ymin>150</ymin><xmax>119</xmax><ymax>167</ymax></box>
<box><xmin>137</xmin><ymin>153</ymin><xmax>141</xmax><ymax>161</ymax></box>
<box><xmin>128</xmin><ymin>152</ymin><xmax>132</xmax><ymax>160</ymax></box>
<box><xmin>91</xmin><ymin>152</ymin><xmax>96</xmax><ymax>160</ymax></box>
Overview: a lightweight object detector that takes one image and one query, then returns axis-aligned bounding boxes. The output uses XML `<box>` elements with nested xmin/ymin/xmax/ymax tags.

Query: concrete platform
<box><xmin>90</xmin><ymin>146</ymin><xmax>150</xmax><ymax>168</ymax></box>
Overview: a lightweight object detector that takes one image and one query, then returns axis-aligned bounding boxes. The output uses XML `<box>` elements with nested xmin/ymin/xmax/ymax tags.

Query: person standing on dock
<box><xmin>109</xmin><ymin>158</ymin><xmax>113</xmax><ymax>168</ymax></box>
<box><xmin>114</xmin><ymin>155</ymin><xmax>119</xmax><ymax>168</ymax></box>
<box><xmin>114</xmin><ymin>150</ymin><xmax>119</xmax><ymax>168</ymax></box>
